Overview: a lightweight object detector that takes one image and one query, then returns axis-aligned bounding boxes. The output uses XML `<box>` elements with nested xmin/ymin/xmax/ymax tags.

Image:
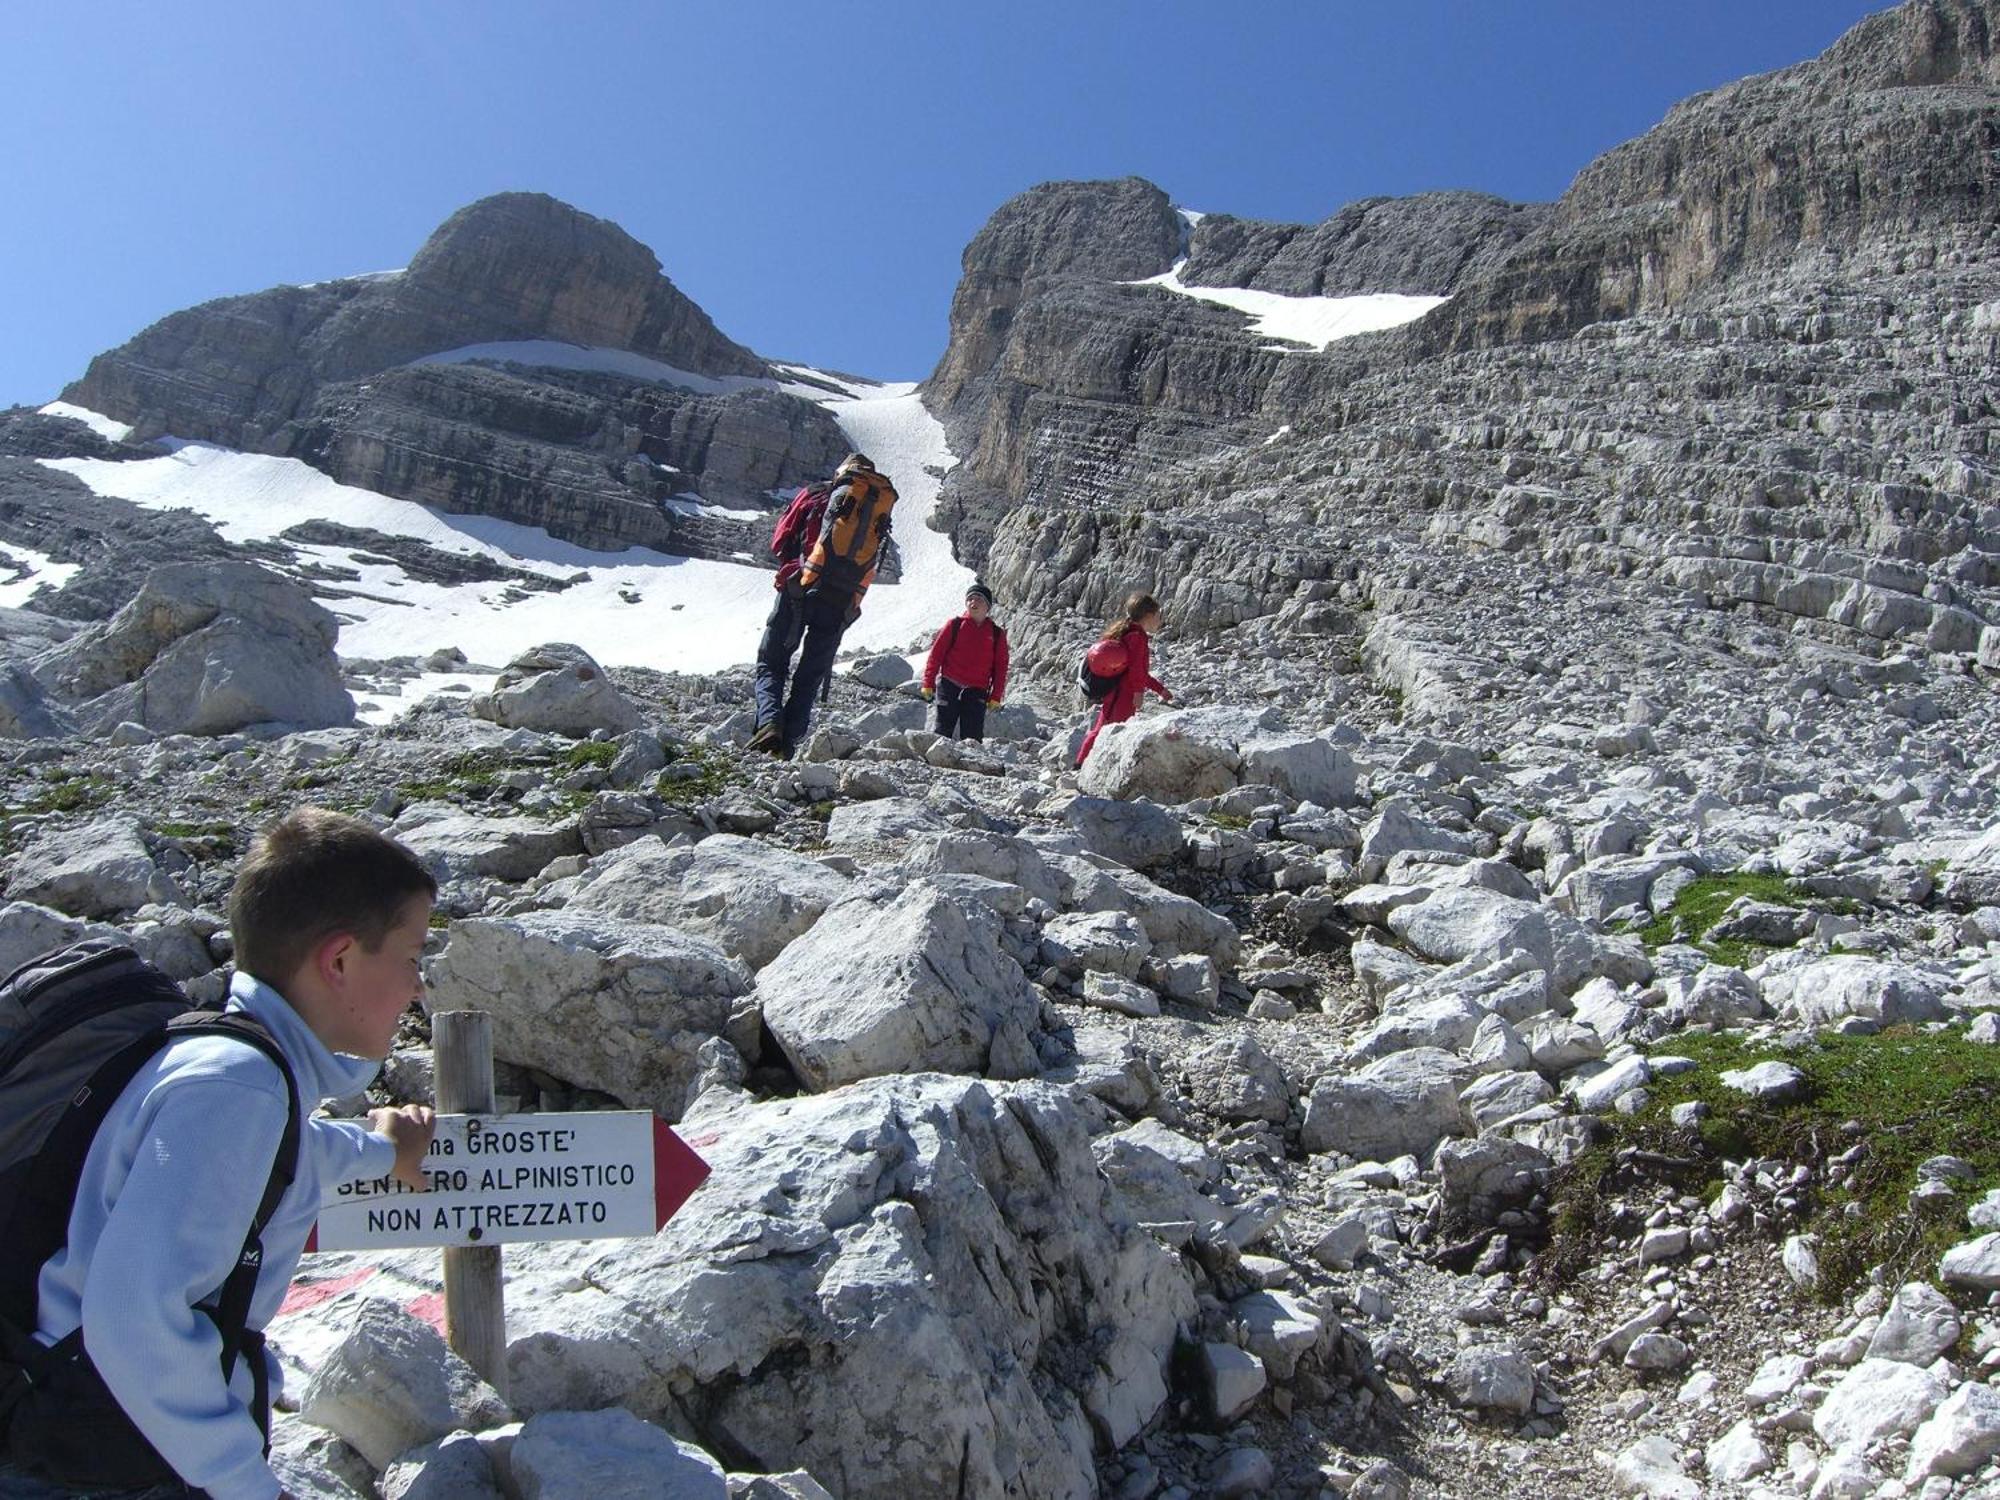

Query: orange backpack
<box><xmin>800</xmin><ymin>467</ymin><xmax>898</xmax><ymax>597</ymax></box>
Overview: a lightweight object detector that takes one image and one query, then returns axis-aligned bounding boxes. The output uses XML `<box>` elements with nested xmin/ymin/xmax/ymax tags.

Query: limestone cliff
<box><xmin>928</xmin><ymin>0</ymin><xmax>2000</xmax><ymax>726</ymax></box>
<box><xmin>57</xmin><ymin>193</ymin><xmax>848</xmax><ymax>557</ymax></box>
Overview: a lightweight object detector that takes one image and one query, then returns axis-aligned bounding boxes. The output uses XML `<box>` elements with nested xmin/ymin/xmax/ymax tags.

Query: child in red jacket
<box><xmin>1077</xmin><ymin>591</ymin><xmax>1173</xmax><ymax>767</ymax></box>
<box><xmin>922</xmin><ymin>584</ymin><xmax>1009</xmax><ymax>741</ymax></box>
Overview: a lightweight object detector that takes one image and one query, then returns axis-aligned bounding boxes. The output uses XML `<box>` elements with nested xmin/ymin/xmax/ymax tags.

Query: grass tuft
<box><xmin>1635</xmin><ymin>871</ymin><xmax>1806</xmax><ymax>969</ymax></box>
<box><xmin>1540</xmin><ymin>1025</ymin><xmax>2000</xmax><ymax>1302</ymax></box>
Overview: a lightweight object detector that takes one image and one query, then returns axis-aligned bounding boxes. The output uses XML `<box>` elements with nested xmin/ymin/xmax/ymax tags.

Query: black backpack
<box><xmin>1078</xmin><ymin>653</ymin><xmax>1122</xmax><ymax>704</ymax></box>
<box><xmin>0</xmin><ymin>939</ymin><xmax>301</xmax><ymax>1488</ymax></box>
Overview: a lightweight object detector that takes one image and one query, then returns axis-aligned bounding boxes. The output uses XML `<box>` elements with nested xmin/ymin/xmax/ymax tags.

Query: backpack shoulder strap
<box><xmin>161</xmin><ymin>1012</ymin><xmax>300</xmax><ymax>1399</ymax></box>
<box><xmin>0</xmin><ymin>1026</ymin><xmax>175</xmax><ymax>1335</ymax></box>
<box><xmin>945</xmin><ymin>616</ymin><xmax>964</xmax><ymax>654</ymax></box>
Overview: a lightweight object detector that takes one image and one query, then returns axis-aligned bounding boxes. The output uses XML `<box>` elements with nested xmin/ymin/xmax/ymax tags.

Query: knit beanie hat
<box><xmin>966</xmin><ymin>583</ymin><xmax>995</xmax><ymax>606</ymax></box>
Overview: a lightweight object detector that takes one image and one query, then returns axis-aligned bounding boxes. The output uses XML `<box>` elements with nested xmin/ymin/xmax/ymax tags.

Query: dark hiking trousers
<box><xmin>934</xmin><ymin>679</ymin><xmax>987</xmax><ymax>741</ymax></box>
<box><xmin>753</xmin><ymin>590</ymin><xmax>807</xmax><ymax>731</ymax></box>
<box><xmin>778</xmin><ymin>590</ymin><xmax>854</xmax><ymax>752</ymax></box>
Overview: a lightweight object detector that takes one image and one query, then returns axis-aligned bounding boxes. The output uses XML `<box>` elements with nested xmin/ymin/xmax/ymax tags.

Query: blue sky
<box><xmin>4</xmin><ymin>1</ymin><xmax>1886</xmax><ymax>407</ymax></box>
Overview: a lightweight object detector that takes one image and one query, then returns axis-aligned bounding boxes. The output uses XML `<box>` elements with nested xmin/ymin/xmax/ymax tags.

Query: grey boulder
<box><xmin>1075</xmin><ymin>706</ymin><xmax>1282</xmax><ymax>803</ymax></box>
<box><xmin>1866</xmin><ymin>1282</ymin><xmax>1962</xmax><ymax>1366</ymax></box>
<box><xmin>1060</xmin><ymin>794</ymin><xmax>1185</xmax><ymax>869</ymax></box>
<box><xmin>757</xmin><ymin>882</ymin><xmax>1042</xmax><ymax>1090</ymax></box>
<box><xmin>1905</xmin><ymin>1382</ymin><xmax>2000</xmax><ymax>1484</ymax></box>
<box><xmin>1766</xmin><ymin>956</ymin><xmax>1947</xmax><ymax>1028</ymax></box>
<box><xmin>1941</xmin><ymin>1232</ymin><xmax>2000</xmax><ymax>1291</ymax></box>
<box><xmin>324</xmin><ymin>1077</ymin><xmax>1194</xmax><ymax>1500</ymax></box>
<box><xmin>1445</xmin><ymin>1344</ymin><xmax>1534</xmax><ymax>1416</ymax></box>
<box><xmin>1300</xmin><ymin>1047</ymin><xmax>1465</xmax><ymax>1160</ymax></box>
<box><xmin>392</xmin><ymin>807</ymin><xmax>583</xmax><ymax>884</ymax></box>
<box><xmin>0</xmin><ymin>900</ymin><xmax>128</xmax><ymax>973</ymax></box>
<box><xmin>511</xmin><ymin>1409</ymin><xmax>724</xmax><ymax>1500</ymax></box>
<box><xmin>426</xmin><ymin>910</ymin><xmax>752</xmax><ymax>1117</ymax></box>
<box><xmin>470</xmin><ymin>642</ymin><xmax>641</xmax><ymax>737</ymax></box>
<box><xmin>4</xmin><ymin>818</ymin><xmax>183</xmax><ymax>917</ymax></box>
<box><xmin>29</xmin><ymin>562</ymin><xmax>354</xmax><ymax>737</ymax></box>
<box><xmin>1238</xmin><ymin>734</ymin><xmax>1359</xmax><ymax>807</ymax></box>
<box><xmin>566</xmin><ymin>833</ymin><xmax>851</xmax><ymax>969</ymax></box>
<box><xmin>297</xmin><ymin>1299</ymin><xmax>512</xmax><ymax>1470</ymax></box>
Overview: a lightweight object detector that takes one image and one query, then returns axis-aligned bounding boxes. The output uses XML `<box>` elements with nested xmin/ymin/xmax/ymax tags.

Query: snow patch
<box><xmin>295</xmin><ymin>268</ymin><xmax>405</xmax><ymax>290</ymax></box>
<box><xmin>771</xmin><ymin>363</ymin><xmax>884</xmax><ymax>401</ymax></box>
<box><xmin>36</xmin><ymin>367</ymin><xmax>969</xmax><ymax>697</ymax></box>
<box><xmin>37</xmin><ymin>402</ymin><xmax>132</xmax><ymax>442</ymax></box>
<box><xmin>0</xmin><ymin>542</ymin><xmax>81</xmax><ymax>608</ymax></box>
<box><xmin>409</xmin><ymin>341</ymin><xmax>772</xmax><ymax>397</ymax></box>
<box><xmin>350</xmin><ymin>670</ymin><xmax>498</xmax><ymax>727</ymax></box>
<box><xmin>1129</xmin><ymin>266</ymin><xmax>1447</xmax><ymax>350</ymax></box>
<box><xmin>663</xmin><ymin>494</ymin><xmax>766</xmax><ymax>523</ymax></box>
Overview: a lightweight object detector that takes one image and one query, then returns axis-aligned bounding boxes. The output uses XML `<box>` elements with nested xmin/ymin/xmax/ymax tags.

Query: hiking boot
<box><xmin>746</xmin><ymin>721</ymin><xmax>780</xmax><ymax>753</ymax></box>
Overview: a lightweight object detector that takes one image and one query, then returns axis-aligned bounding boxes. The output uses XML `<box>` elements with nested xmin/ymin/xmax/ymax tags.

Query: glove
<box><xmin>921</xmin><ymin>687</ymin><xmax>935</xmax><ymax>702</ymax></box>
<box><xmin>986</xmin><ymin>697</ymin><xmax>1002</xmax><ymax>708</ymax></box>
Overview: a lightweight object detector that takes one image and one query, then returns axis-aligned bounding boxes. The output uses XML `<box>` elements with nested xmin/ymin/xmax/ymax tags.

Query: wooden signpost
<box><xmin>306</xmin><ymin>1010</ymin><xmax>711</xmax><ymax>1393</ymax></box>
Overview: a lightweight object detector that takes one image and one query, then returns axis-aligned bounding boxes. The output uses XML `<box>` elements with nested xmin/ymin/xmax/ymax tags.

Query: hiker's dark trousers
<box><xmin>777</xmin><ymin>590</ymin><xmax>853</xmax><ymax>751</ymax></box>
<box><xmin>753</xmin><ymin>590</ymin><xmax>806</xmax><ymax>731</ymax></box>
<box><xmin>934</xmin><ymin>679</ymin><xmax>987</xmax><ymax>741</ymax></box>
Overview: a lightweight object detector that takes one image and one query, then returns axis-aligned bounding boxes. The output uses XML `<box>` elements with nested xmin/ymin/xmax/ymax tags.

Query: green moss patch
<box><xmin>653</xmin><ymin>744</ymin><xmax>738</xmax><ymax>808</ymax></box>
<box><xmin>561</xmin><ymin>740</ymin><xmax>618</xmax><ymax>770</ymax></box>
<box><xmin>1542</xmin><ymin>1026</ymin><xmax>2000</xmax><ymax>1301</ymax></box>
<box><xmin>399</xmin><ymin>750</ymin><xmax>510</xmax><ymax>804</ymax></box>
<box><xmin>1635</xmin><ymin>871</ymin><xmax>1815</xmax><ymax>969</ymax></box>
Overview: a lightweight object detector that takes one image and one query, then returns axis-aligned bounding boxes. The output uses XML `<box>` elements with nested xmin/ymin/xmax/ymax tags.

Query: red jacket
<box><xmin>924</xmin><ymin>614</ymin><xmax>1009</xmax><ymax>698</ymax></box>
<box><xmin>770</xmin><ymin>483</ymin><xmax>830</xmax><ymax>591</ymax></box>
<box><xmin>1101</xmin><ymin>627</ymin><xmax>1165</xmax><ymax>721</ymax></box>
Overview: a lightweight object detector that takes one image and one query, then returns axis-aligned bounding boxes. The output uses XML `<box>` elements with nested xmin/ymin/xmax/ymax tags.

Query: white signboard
<box><xmin>313</xmin><ymin>1110</ymin><xmax>662</xmax><ymax>1251</ymax></box>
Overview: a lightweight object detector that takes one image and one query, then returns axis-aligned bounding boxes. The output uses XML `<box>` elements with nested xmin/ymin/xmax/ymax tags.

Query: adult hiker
<box><xmin>921</xmin><ymin>583</ymin><xmax>1009</xmax><ymax>742</ymax></box>
<box><xmin>749</xmin><ymin>453</ymin><xmax>898</xmax><ymax>758</ymax></box>
<box><xmin>1076</xmin><ymin>591</ymin><xmax>1173</xmax><ymax>768</ymax></box>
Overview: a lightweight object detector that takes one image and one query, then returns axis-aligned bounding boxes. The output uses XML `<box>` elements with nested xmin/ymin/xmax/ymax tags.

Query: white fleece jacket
<box><xmin>32</xmin><ymin>971</ymin><xmax>395</xmax><ymax>1500</ymax></box>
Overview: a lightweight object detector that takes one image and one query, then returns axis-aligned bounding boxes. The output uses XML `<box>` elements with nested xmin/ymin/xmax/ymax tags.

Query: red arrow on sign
<box><xmin>653</xmin><ymin>1118</ymin><xmax>712</xmax><ymax>1230</ymax></box>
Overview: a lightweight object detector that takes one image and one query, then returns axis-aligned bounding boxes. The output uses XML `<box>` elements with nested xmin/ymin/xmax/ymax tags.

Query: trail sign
<box><xmin>310</xmin><ymin>1111</ymin><xmax>710</xmax><ymax>1252</ymax></box>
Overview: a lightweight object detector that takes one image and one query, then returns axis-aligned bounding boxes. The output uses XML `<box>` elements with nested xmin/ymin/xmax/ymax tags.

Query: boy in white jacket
<box><xmin>3</xmin><ymin>808</ymin><xmax>437</xmax><ymax>1500</ymax></box>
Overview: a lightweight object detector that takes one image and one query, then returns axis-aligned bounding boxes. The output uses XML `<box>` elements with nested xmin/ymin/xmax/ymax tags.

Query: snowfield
<box><xmin>39</xmin><ymin>401</ymin><xmax>133</xmax><ymax>442</ymax></box>
<box><xmin>409</xmin><ymin>340</ymin><xmax>775</xmax><ymax>398</ymax></box>
<box><xmin>0</xmin><ymin>541</ymin><xmax>82</xmax><ymax>609</ymax></box>
<box><xmin>36</xmin><ymin>374</ymin><xmax>972</xmax><ymax>721</ymax></box>
<box><xmin>1130</xmin><ymin>266</ymin><xmax>1446</xmax><ymax>350</ymax></box>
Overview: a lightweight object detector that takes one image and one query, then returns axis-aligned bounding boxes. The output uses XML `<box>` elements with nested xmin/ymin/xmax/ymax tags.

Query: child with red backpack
<box><xmin>921</xmin><ymin>584</ymin><xmax>1008</xmax><ymax>741</ymax></box>
<box><xmin>1076</xmin><ymin>591</ymin><xmax>1173</xmax><ymax>767</ymax></box>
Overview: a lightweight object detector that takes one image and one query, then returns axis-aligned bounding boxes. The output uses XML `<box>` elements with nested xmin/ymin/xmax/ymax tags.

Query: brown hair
<box><xmin>229</xmin><ymin>807</ymin><xmax>437</xmax><ymax>986</ymax></box>
<box><xmin>1102</xmin><ymin>591</ymin><xmax>1161</xmax><ymax>641</ymax></box>
<box><xmin>835</xmin><ymin>452</ymin><xmax>876</xmax><ymax>476</ymax></box>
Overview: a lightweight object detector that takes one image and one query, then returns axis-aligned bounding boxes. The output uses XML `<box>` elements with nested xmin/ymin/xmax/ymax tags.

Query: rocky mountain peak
<box><xmin>45</xmin><ymin>193</ymin><xmax>844</xmax><ymax>560</ymax></box>
<box><xmin>1817</xmin><ymin>0</ymin><xmax>1997</xmax><ymax>89</ymax></box>
<box><xmin>62</xmin><ymin>191</ymin><xmax>769</xmax><ymax>451</ymax></box>
<box><xmin>388</xmin><ymin>191</ymin><xmax>766</xmax><ymax>380</ymax></box>
<box><xmin>926</xmin><ymin>176</ymin><xmax>1182</xmax><ymax>406</ymax></box>
<box><xmin>1181</xmin><ymin>191</ymin><xmax>1551</xmax><ymax>298</ymax></box>
<box><xmin>1418</xmin><ymin>0</ymin><xmax>2000</xmax><ymax>354</ymax></box>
